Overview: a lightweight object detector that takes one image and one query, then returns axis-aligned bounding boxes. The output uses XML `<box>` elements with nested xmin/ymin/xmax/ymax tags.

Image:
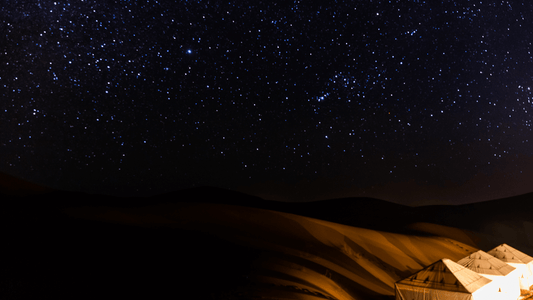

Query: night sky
<box><xmin>2</xmin><ymin>0</ymin><xmax>533</xmax><ymax>204</ymax></box>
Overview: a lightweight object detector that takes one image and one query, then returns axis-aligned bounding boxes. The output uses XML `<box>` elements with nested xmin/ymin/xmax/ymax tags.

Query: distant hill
<box><xmin>150</xmin><ymin>186</ymin><xmax>533</xmax><ymax>256</ymax></box>
<box><xmin>0</xmin><ymin>172</ymin><xmax>54</xmax><ymax>196</ymax></box>
<box><xmin>6</xmin><ymin>183</ymin><xmax>533</xmax><ymax>251</ymax></box>
<box><xmin>149</xmin><ymin>186</ymin><xmax>533</xmax><ymax>254</ymax></box>
<box><xmin>5</xmin><ymin>181</ymin><xmax>533</xmax><ymax>249</ymax></box>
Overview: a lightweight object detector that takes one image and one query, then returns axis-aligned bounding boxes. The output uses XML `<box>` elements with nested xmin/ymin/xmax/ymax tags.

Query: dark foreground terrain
<box><xmin>3</xmin><ymin>185</ymin><xmax>533</xmax><ymax>299</ymax></box>
<box><xmin>3</xmin><ymin>205</ymin><xmax>263</xmax><ymax>299</ymax></box>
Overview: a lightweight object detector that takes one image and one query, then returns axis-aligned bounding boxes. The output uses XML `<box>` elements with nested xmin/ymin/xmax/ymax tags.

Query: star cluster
<box><xmin>2</xmin><ymin>0</ymin><xmax>533</xmax><ymax>197</ymax></box>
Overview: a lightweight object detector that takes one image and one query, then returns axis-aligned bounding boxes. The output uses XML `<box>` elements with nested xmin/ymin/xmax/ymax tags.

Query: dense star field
<box><xmin>2</xmin><ymin>0</ymin><xmax>533</xmax><ymax>199</ymax></box>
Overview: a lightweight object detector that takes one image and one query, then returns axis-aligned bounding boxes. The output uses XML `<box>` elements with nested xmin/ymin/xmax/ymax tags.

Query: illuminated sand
<box><xmin>64</xmin><ymin>203</ymin><xmax>478</xmax><ymax>300</ymax></box>
<box><xmin>4</xmin><ymin>172</ymin><xmax>533</xmax><ymax>299</ymax></box>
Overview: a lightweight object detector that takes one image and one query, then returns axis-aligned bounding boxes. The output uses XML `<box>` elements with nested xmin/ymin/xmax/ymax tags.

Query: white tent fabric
<box><xmin>456</xmin><ymin>250</ymin><xmax>520</xmax><ymax>300</ymax></box>
<box><xmin>487</xmin><ymin>243</ymin><xmax>533</xmax><ymax>291</ymax></box>
<box><xmin>395</xmin><ymin>258</ymin><xmax>506</xmax><ymax>300</ymax></box>
<box><xmin>395</xmin><ymin>285</ymin><xmax>473</xmax><ymax>300</ymax></box>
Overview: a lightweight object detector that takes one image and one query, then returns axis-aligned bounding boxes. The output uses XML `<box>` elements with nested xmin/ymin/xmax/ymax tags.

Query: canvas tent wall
<box><xmin>456</xmin><ymin>250</ymin><xmax>520</xmax><ymax>300</ymax></box>
<box><xmin>487</xmin><ymin>243</ymin><xmax>533</xmax><ymax>291</ymax></box>
<box><xmin>395</xmin><ymin>258</ymin><xmax>507</xmax><ymax>300</ymax></box>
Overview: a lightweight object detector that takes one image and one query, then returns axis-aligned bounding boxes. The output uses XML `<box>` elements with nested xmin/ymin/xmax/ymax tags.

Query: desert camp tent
<box><xmin>487</xmin><ymin>243</ymin><xmax>533</xmax><ymax>291</ymax></box>
<box><xmin>395</xmin><ymin>258</ymin><xmax>507</xmax><ymax>300</ymax></box>
<box><xmin>456</xmin><ymin>250</ymin><xmax>520</xmax><ymax>300</ymax></box>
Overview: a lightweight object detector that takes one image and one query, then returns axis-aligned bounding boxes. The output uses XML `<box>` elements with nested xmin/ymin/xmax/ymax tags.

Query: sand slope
<box><xmin>64</xmin><ymin>203</ymin><xmax>478</xmax><ymax>300</ymax></box>
<box><xmin>0</xmin><ymin>172</ymin><xmax>54</xmax><ymax>196</ymax></box>
<box><xmin>6</xmin><ymin>181</ymin><xmax>533</xmax><ymax>299</ymax></box>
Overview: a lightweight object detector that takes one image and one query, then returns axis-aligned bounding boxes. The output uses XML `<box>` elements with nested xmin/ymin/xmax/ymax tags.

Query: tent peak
<box><xmin>397</xmin><ymin>258</ymin><xmax>492</xmax><ymax>294</ymax></box>
<box><xmin>457</xmin><ymin>249</ymin><xmax>516</xmax><ymax>276</ymax></box>
<box><xmin>487</xmin><ymin>244</ymin><xmax>533</xmax><ymax>264</ymax></box>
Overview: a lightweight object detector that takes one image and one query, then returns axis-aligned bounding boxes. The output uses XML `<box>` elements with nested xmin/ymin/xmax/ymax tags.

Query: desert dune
<box><xmin>63</xmin><ymin>202</ymin><xmax>478</xmax><ymax>299</ymax></box>
<box><xmin>4</xmin><ymin>176</ymin><xmax>533</xmax><ymax>299</ymax></box>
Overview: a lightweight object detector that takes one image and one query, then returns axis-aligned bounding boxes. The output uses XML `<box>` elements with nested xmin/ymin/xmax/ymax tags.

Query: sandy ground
<box><xmin>6</xmin><ymin>179</ymin><xmax>533</xmax><ymax>299</ymax></box>
<box><xmin>62</xmin><ymin>202</ymin><xmax>479</xmax><ymax>300</ymax></box>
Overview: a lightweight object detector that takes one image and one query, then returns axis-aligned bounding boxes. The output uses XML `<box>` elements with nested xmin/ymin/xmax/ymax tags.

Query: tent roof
<box><xmin>457</xmin><ymin>250</ymin><xmax>516</xmax><ymax>276</ymax></box>
<box><xmin>487</xmin><ymin>244</ymin><xmax>533</xmax><ymax>265</ymax></box>
<box><xmin>396</xmin><ymin>258</ymin><xmax>492</xmax><ymax>294</ymax></box>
